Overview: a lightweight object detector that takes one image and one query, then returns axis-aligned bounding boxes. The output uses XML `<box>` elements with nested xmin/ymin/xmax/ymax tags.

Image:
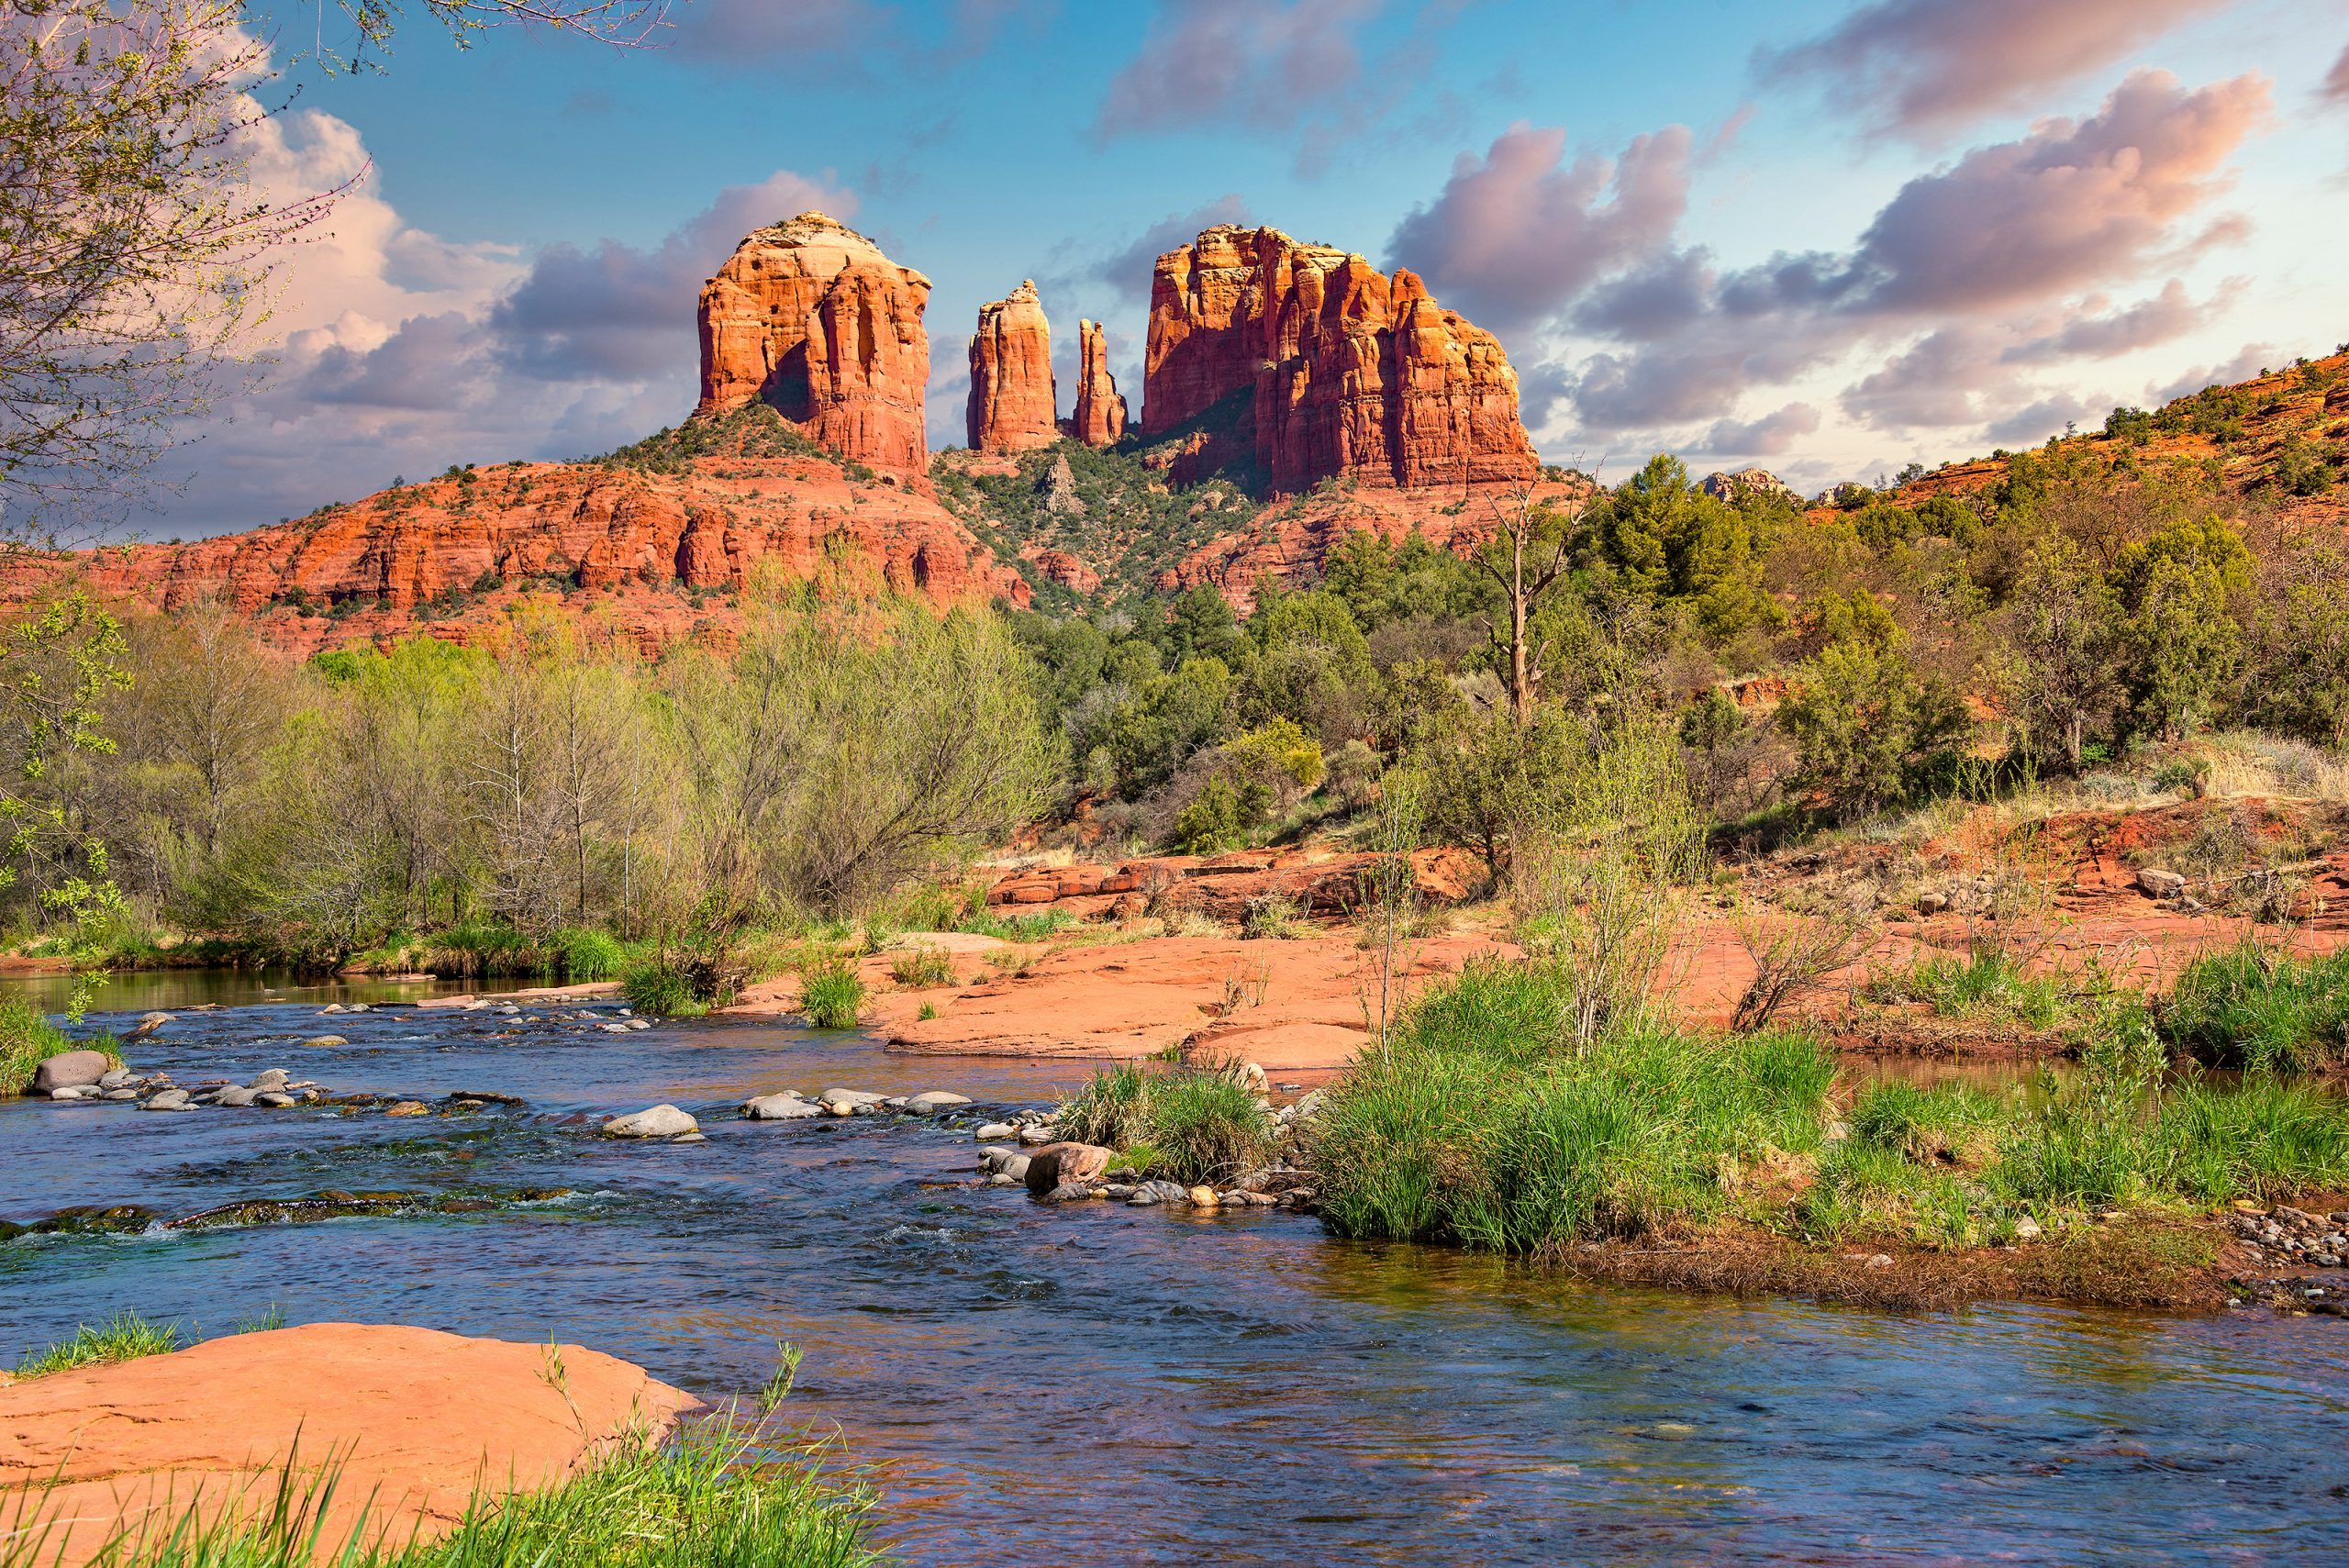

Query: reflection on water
<box><xmin>2</xmin><ymin>983</ymin><xmax>2346</xmax><ymax>1565</ymax></box>
<box><xmin>0</xmin><ymin>966</ymin><xmax>537</xmax><ymax>1016</ymax></box>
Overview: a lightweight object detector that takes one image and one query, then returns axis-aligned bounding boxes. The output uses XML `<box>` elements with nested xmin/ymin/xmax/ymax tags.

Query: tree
<box><xmin>1472</xmin><ymin>483</ymin><xmax>1583</xmax><ymax>725</ymax></box>
<box><xmin>2108</xmin><ymin>517</ymin><xmax>2251</xmax><ymax>741</ymax></box>
<box><xmin>2004</xmin><ymin>537</ymin><xmax>2120</xmax><ymax>773</ymax></box>
<box><xmin>0</xmin><ymin>589</ymin><xmax>129</xmax><ymax>931</ymax></box>
<box><xmin>1778</xmin><ymin>640</ymin><xmax>1968</xmax><ymax>821</ymax></box>
<box><xmin>1590</xmin><ymin>454</ymin><xmax>1776</xmax><ymax>639</ymax></box>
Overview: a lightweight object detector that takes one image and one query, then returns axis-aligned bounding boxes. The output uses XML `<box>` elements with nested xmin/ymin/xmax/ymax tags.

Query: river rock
<box><xmin>1017</xmin><ymin>1123</ymin><xmax>1058</xmax><ymax>1146</ymax></box>
<box><xmin>254</xmin><ymin>1091</ymin><xmax>297</xmax><ymax>1107</ymax></box>
<box><xmin>1041</xmin><ymin>1182</ymin><xmax>1099</xmax><ymax>1204</ymax></box>
<box><xmin>1023</xmin><ymin>1141</ymin><xmax>1111</xmax><ymax>1195</ymax></box>
<box><xmin>123</xmin><ymin>1011</ymin><xmax>173</xmax><ymax>1041</ymax></box>
<box><xmin>1127</xmin><ymin>1180</ymin><xmax>1187</xmax><ymax>1207</ymax></box>
<box><xmin>1187</xmin><ymin>1185</ymin><xmax>1219</xmax><ymax>1208</ymax></box>
<box><xmin>97</xmin><ymin>1068</ymin><xmax>139</xmax><ymax>1090</ymax></box>
<box><xmin>903</xmin><ymin>1091</ymin><xmax>971</xmax><ymax>1115</ymax></box>
<box><xmin>816</xmin><ymin>1088</ymin><xmax>888</xmax><ymax>1112</ymax></box>
<box><xmin>103</xmin><ymin>1087</ymin><xmax>140</xmax><ymax>1101</ymax></box>
<box><xmin>31</xmin><ymin>1051</ymin><xmax>111</xmax><ymax>1094</ymax></box>
<box><xmin>250</xmin><ymin>1069</ymin><xmax>290</xmax><ymax>1091</ymax></box>
<box><xmin>301</xmin><ymin>1035</ymin><xmax>349</xmax><ymax>1049</ymax></box>
<box><xmin>215</xmin><ymin>1085</ymin><xmax>259</xmax><ymax>1107</ymax></box>
<box><xmin>2012</xmin><ymin>1215</ymin><xmax>2043</xmax><ymax>1240</ymax></box>
<box><xmin>974</xmin><ymin>1121</ymin><xmax>1017</xmax><ymax>1140</ymax></box>
<box><xmin>141</xmin><ymin>1089</ymin><xmax>193</xmax><ymax>1112</ymax></box>
<box><xmin>49</xmin><ymin>1084</ymin><xmax>95</xmax><ymax>1100</ymax></box>
<box><xmin>602</xmin><ymin>1106</ymin><xmax>698</xmax><ymax>1139</ymax></box>
<box><xmin>742</xmin><ymin>1094</ymin><xmax>823</xmax><ymax>1120</ymax></box>
<box><xmin>384</xmin><ymin>1101</ymin><xmax>430</xmax><ymax>1118</ymax></box>
<box><xmin>2136</xmin><ymin>867</ymin><xmax>2187</xmax><ymax>900</ymax></box>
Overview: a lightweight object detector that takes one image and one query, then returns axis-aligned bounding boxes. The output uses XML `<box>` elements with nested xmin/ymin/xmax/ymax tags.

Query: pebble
<box><xmin>97</xmin><ymin>1069</ymin><xmax>139</xmax><ymax>1090</ymax></box>
<box><xmin>254</xmin><ymin>1091</ymin><xmax>297</xmax><ymax>1107</ymax></box>
<box><xmin>974</xmin><ymin>1122</ymin><xmax>1017</xmax><ymax>1140</ymax></box>
<box><xmin>103</xmin><ymin>1088</ymin><xmax>140</xmax><ymax>1102</ymax></box>
<box><xmin>1187</xmin><ymin>1185</ymin><xmax>1219</xmax><ymax>1208</ymax></box>
<box><xmin>903</xmin><ymin>1091</ymin><xmax>972</xmax><ymax>1115</ymax></box>
<box><xmin>2012</xmin><ymin>1215</ymin><xmax>2043</xmax><ymax>1241</ymax></box>
<box><xmin>215</xmin><ymin>1086</ymin><xmax>258</xmax><ymax>1107</ymax></box>
<box><xmin>140</xmin><ymin>1090</ymin><xmax>193</xmax><ymax>1112</ymax></box>
<box><xmin>250</xmin><ymin>1069</ymin><xmax>290</xmax><ymax>1091</ymax></box>
<box><xmin>384</xmin><ymin>1101</ymin><xmax>430</xmax><ymax>1117</ymax></box>
<box><xmin>741</xmin><ymin>1094</ymin><xmax>823</xmax><ymax>1120</ymax></box>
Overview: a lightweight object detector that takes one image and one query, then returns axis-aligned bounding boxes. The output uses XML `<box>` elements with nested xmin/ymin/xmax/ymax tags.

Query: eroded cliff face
<box><xmin>1067</xmin><ymin>319</ymin><xmax>1128</xmax><ymax>448</ymax></box>
<box><xmin>1142</xmin><ymin>224</ymin><xmax>1539</xmax><ymax>494</ymax></box>
<box><xmin>26</xmin><ymin>446</ymin><xmax>1030</xmax><ymax>656</ymax></box>
<box><xmin>695</xmin><ymin>213</ymin><xmax>932</xmax><ymax>473</ymax></box>
<box><xmin>966</xmin><ymin>281</ymin><xmax>1058</xmax><ymax>453</ymax></box>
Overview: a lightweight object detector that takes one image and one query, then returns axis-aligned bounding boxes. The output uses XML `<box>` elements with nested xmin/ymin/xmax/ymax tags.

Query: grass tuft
<box><xmin>2161</xmin><ymin>939</ymin><xmax>2349</xmax><ymax>1073</ymax></box>
<box><xmin>1055</xmin><ymin>1062</ymin><xmax>1274</xmax><ymax>1185</ymax></box>
<box><xmin>15</xmin><ymin>1310</ymin><xmax>182</xmax><ymax>1379</ymax></box>
<box><xmin>885</xmin><ymin>944</ymin><xmax>956</xmax><ymax>989</ymax></box>
<box><xmin>797</xmin><ymin>958</ymin><xmax>867</xmax><ymax>1030</ymax></box>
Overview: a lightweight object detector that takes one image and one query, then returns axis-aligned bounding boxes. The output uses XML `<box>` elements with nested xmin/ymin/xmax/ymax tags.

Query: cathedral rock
<box><xmin>1067</xmin><ymin>319</ymin><xmax>1128</xmax><ymax>448</ymax></box>
<box><xmin>1142</xmin><ymin>224</ymin><xmax>1540</xmax><ymax>494</ymax></box>
<box><xmin>695</xmin><ymin>212</ymin><xmax>932</xmax><ymax>474</ymax></box>
<box><xmin>966</xmin><ymin>280</ymin><xmax>1058</xmax><ymax>453</ymax></box>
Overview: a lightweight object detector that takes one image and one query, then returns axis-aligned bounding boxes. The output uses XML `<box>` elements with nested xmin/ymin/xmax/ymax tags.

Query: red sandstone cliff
<box><xmin>17</xmin><ymin>444</ymin><xmax>1030</xmax><ymax>657</ymax></box>
<box><xmin>1067</xmin><ymin>319</ymin><xmax>1128</xmax><ymax>448</ymax></box>
<box><xmin>966</xmin><ymin>281</ymin><xmax>1058</xmax><ymax>454</ymax></box>
<box><xmin>695</xmin><ymin>213</ymin><xmax>931</xmax><ymax>473</ymax></box>
<box><xmin>1142</xmin><ymin>224</ymin><xmax>1539</xmax><ymax>495</ymax></box>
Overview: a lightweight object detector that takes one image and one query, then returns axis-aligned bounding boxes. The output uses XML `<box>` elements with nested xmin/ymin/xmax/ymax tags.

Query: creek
<box><xmin>4</xmin><ymin>974</ymin><xmax>2345</xmax><ymax>1564</ymax></box>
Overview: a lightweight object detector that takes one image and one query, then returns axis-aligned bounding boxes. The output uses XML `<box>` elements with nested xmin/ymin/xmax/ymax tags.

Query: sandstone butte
<box><xmin>695</xmin><ymin>211</ymin><xmax>931</xmax><ymax>474</ymax></box>
<box><xmin>0</xmin><ymin>1322</ymin><xmax>697</xmax><ymax>1568</ymax></box>
<box><xmin>1142</xmin><ymin>223</ymin><xmax>1541</xmax><ymax>495</ymax></box>
<box><xmin>1066</xmin><ymin>318</ymin><xmax>1128</xmax><ymax>447</ymax></box>
<box><xmin>965</xmin><ymin>279</ymin><xmax>1059</xmax><ymax>454</ymax></box>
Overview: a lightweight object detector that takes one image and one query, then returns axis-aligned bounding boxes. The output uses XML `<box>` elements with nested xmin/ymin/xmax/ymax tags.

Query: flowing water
<box><xmin>5</xmin><ymin>978</ymin><xmax>2347</xmax><ymax>1564</ymax></box>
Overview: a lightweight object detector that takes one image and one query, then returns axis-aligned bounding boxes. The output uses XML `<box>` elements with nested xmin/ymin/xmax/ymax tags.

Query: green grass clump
<box><xmin>620</xmin><ymin>959</ymin><xmax>707</xmax><ymax>1018</ymax></box>
<box><xmin>0</xmin><ymin>997</ymin><xmax>113</xmax><ymax>1095</ymax></box>
<box><xmin>1862</xmin><ymin>949</ymin><xmax>2065</xmax><ymax>1029</ymax></box>
<box><xmin>885</xmin><ymin>944</ymin><xmax>957</xmax><ymax>989</ymax></box>
<box><xmin>0</xmin><ymin>1418</ymin><xmax>884</xmax><ymax>1568</ymax></box>
<box><xmin>14</xmin><ymin>1310</ymin><xmax>182</xmax><ymax>1378</ymax></box>
<box><xmin>956</xmin><ymin>907</ymin><xmax>1073</xmax><ymax>943</ymax></box>
<box><xmin>554</xmin><ymin>927</ymin><xmax>630</xmax><ymax>984</ymax></box>
<box><xmin>797</xmin><ymin>958</ymin><xmax>867</xmax><ymax>1029</ymax></box>
<box><xmin>2161</xmin><ymin>940</ymin><xmax>2349</xmax><ymax>1072</ymax></box>
<box><xmin>1054</xmin><ymin>1062</ymin><xmax>1273</xmax><ymax>1184</ymax></box>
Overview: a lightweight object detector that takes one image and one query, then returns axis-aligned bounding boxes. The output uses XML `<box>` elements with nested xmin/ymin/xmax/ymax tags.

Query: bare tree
<box><xmin>1469</xmin><ymin>475</ymin><xmax>1597</xmax><ymax>726</ymax></box>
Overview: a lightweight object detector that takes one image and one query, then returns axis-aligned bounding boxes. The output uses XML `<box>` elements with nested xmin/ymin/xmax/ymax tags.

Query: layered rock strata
<box><xmin>1142</xmin><ymin>224</ymin><xmax>1539</xmax><ymax>494</ymax></box>
<box><xmin>965</xmin><ymin>280</ymin><xmax>1059</xmax><ymax>453</ymax></box>
<box><xmin>1066</xmin><ymin>318</ymin><xmax>1128</xmax><ymax>447</ymax></box>
<box><xmin>695</xmin><ymin>212</ymin><xmax>931</xmax><ymax>473</ymax></box>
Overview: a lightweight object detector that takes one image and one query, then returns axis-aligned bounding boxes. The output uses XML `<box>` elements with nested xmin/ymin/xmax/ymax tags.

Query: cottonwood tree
<box><xmin>1473</xmin><ymin>482</ymin><xmax>1583</xmax><ymax>726</ymax></box>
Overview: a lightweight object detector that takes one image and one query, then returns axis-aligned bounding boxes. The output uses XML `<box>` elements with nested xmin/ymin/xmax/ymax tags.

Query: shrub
<box><xmin>15</xmin><ymin>1310</ymin><xmax>181</xmax><ymax>1378</ymax></box>
<box><xmin>797</xmin><ymin>957</ymin><xmax>867</xmax><ymax>1029</ymax></box>
<box><xmin>620</xmin><ymin>959</ymin><xmax>706</xmax><ymax>1018</ymax></box>
<box><xmin>887</xmin><ymin>943</ymin><xmax>957</xmax><ymax>988</ymax></box>
<box><xmin>1056</xmin><ymin>1062</ymin><xmax>1157</xmax><ymax>1149</ymax></box>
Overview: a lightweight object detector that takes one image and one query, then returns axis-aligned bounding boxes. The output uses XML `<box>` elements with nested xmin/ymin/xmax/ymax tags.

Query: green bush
<box><xmin>1141</xmin><ymin>1074</ymin><xmax>1272</xmax><ymax>1185</ymax></box>
<box><xmin>1863</xmin><ymin>949</ymin><xmax>2065</xmax><ymax>1029</ymax></box>
<box><xmin>620</xmin><ymin>959</ymin><xmax>706</xmax><ymax>1018</ymax></box>
<box><xmin>797</xmin><ymin>957</ymin><xmax>867</xmax><ymax>1029</ymax></box>
<box><xmin>1056</xmin><ymin>1062</ymin><xmax>1158</xmax><ymax>1149</ymax></box>
<box><xmin>2161</xmin><ymin>940</ymin><xmax>2349</xmax><ymax>1073</ymax></box>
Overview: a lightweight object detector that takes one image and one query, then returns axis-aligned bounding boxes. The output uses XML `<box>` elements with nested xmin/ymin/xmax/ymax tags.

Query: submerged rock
<box><xmin>140</xmin><ymin>1089</ymin><xmax>193</xmax><ymax>1112</ymax></box>
<box><xmin>903</xmin><ymin>1091</ymin><xmax>972</xmax><ymax>1115</ymax></box>
<box><xmin>300</xmin><ymin>1035</ymin><xmax>348</xmax><ymax>1049</ymax></box>
<box><xmin>741</xmin><ymin>1093</ymin><xmax>823</xmax><ymax>1121</ymax></box>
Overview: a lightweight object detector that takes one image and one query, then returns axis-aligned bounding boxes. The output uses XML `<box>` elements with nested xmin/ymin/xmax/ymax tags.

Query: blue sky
<box><xmin>163</xmin><ymin>0</ymin><xmax>2349</xmax><ymax>535</ymax></box>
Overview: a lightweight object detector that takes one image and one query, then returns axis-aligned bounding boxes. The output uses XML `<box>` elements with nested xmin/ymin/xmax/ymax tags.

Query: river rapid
<box><xmin>4</xmin><ymin>975</ymin><xmax>2346</xmax><ymax>1565</ymax></box>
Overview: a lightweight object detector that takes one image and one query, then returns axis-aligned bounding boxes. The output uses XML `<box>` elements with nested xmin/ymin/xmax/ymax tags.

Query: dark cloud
<box><xmin>1093</xmin><ymin>195</ymin><xmax>1252</xmax><ymax>303</ymax></box>
<box><xmin>1762</xmin><ymin>0</ymin><xmax>2240</xmax><ymax>138</ymax></box>
<box><xmin>1386</xmin><ymin>121</ymin><xmax>1693</xmax><ymax>333</ymax></box>
<box><xmin>1091</xmin><ymin>0</ymin><xmax>1377</xmax><ymax>143</ymax></box>
<box><xmin>1698</xmin><ymin>402</ymin><xmax>1822</xmax><ymax>458</ymax></box>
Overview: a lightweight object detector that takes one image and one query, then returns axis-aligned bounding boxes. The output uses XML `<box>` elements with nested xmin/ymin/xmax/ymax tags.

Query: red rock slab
<box><xmin>0</xmin><ymin>1323</ymin><xmax>698</xmax><ymax>1568</ymax></box>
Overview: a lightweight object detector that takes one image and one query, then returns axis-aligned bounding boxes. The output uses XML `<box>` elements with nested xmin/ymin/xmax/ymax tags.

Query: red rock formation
<box><xmin>694</xmin><ymin>212</ymin><xmax>931</xmax><ymax>473</ymax></box>
<box><xmin>10</xmin><ymin>448</ymin><xmax>1031</xmax><ymax>657</ymax></box>
<box><xmin>1142</xmin><ymin>224</ymin><xmax>1539</xmax><ymax>495</ymax></box>
<box><xmin>965</xmin><ymin>280</ymin><xmax>1058</xmax><ymax>453</ymax></box>
<box><xmin>1067</xmin><ymin>318</ymin><xmax>1128</xmax><ymax>447</ymax></box>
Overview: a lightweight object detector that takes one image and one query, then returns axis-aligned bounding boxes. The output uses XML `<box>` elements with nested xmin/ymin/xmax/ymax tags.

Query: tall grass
<box><xmin>0</xmin><ymin>996</ymin><xmax>113</xmax><ymax>1095</ymax></box>
<box><xmin>2161</xmin><ymin>940</ymin><xmax>2349</xmax><ymax>1073</ymax></box>
<box><xmin>620</xmin><ymin>959</ymin><xmax>706</xmax><ymax>1018</ymax></box>
<box><xmin>1861</xmin><ymin>948</ymin><xmax>2065</xmax><ymax>1029</ymax></box>
<box><xmin>885</xmin><ymin>944</ymin><xmax>956</xmax><ymax>989</ymax></box>
<box><xmin>0</xmin><ymin>1419</ymin><xmax>885</xmax><ymax>1568</ymax></box>
<box><xmin>1054</xmin><ymin>1063</ymin><xmax>1273</xmax><ymax>1185</ymax></box>
<box><xmin>553</xmin><ymin>927</ymin><xmax>630</xmax><ymax>984</ymax></box>
<box><xmin>13</xmin><ymin>1310</ymin><xmax>183</xmax><ymax>1378</ymax></box>
<box><xmin>797</xmin><ymin>958</ymin><xmax>867</xmax><ymax>1029</ymax></box>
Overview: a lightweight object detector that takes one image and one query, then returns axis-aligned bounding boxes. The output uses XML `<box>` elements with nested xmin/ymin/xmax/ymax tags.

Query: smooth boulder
<box><xmin>29</xmin><ymin>1050</ymin><xmax>110</xmax><ymax>1095</ymax></box>
<box><xmin>903</xmin><ymin>1091</ymin><xmax>971</xmax><ymax>1115</ymax></box>
<box><xmin>741</xmin><ymin>1094</ymin><xmax>823</xmax><ymax>1121</ymax></box>
<box><xmin>1023</xmin><ymin>1141</ymin><xmax>1112</xmax><ymax>1195</ymax></box>
<box><xmin>602</xmin><ymin>1105</ymin><xmax>698</xmax><ymax>1139</ymax></box>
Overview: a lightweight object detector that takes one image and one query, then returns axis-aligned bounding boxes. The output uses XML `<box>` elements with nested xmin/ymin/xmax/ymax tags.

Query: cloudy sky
<box><xmin>155</xmin><ymin>0</ymin><xmax>2349</xmax><ymax>536</ymax></box>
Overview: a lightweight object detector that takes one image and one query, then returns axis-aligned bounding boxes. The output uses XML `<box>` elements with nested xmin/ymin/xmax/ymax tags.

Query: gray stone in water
<box><xmin>254</xmin><ymin>1091</ymin><xmax>297</xmax><ymax>1107</ymax></box>
<box><xmin>250</xmin><ymin>1069</ymin><xmax>290</xmax><ymax>1091</ymax></box>
<box><xmin>988</xmin><ymin>1173</ymin><xmax>1019</xmax><ymax>1185</ymax></box>
<box><xmin>30</xmin><ymin>1050</ymin><xmax>111</xmax><ymax>1095</ymax></box>
<box><xmin>1041</xmin><ymin>1181</ymin><xmax>1096</xmax><ymax>1204</ymax></box>
<box><xmin>1017</xmin><ymin>1123</ymin><xmax>1058</xmax><ymax>1146</ymax></box>
<box><xmin>603</xmin><ymin>1105</ymin><xmax>698</xmax><ymax>1139</ymax></box>
<box><xmin>904</xmin><ymin>1091</ymin><xmax>972</xmax><ymax>1115</ymax></box>
<box><xmin>598</xmin><ymin>1022</ymin><xmax>632</xmax><ymax>1034</ymax></box>
<box><xmin>49</xmin><ymin>1085</ymin><xmax>95</xmax><ymax>1100</ymax></box>
<box><xmin>215</xmin><ymin>1085</ymin><xmax>259</xmax><ymax>1107</ymax></box>
<box><xmin>673</xmin><ymin>1130</ymin><xmax>708</xmax><ymax>1144</ymax></box>
<box><xmin>104</xmin><ymin>1087</ymin><xmax>141</xmax><ymax>1102</ymax></box>
<box><xmin>625</xmin><ymin>1018</ymin><xmax>651</xmax><ymax>1030</ymax></box>
<box><xmin>974</xmin><ymin>1122</ymin><xmax>1017</xmax><ymax>1140</ymax></box>
<box><xmin>98</xmin><ymin>1068</ymin><xmax>139</xmax><ymax>1090</ymax></box>
<box><xmin>140</xmin><ymin>1089</ymin><xmax>192</xmax><ymax>1111</ymax></box>
<box><xmin>816</xmin><ymin>1088</ymin><xmax>889</xmax><ymax>1110</ymax></box>
<box><xmin>741</xmin><ymin>1093</ymin><xmax>824</xmax><ymax>1120</ymax></box>
<box><xmin>300</xmin><ymin>1035</ymin><xmax>349</xmax><ymax>1049</ymax></box>
<box><xmin>1128</xmin><ymin>1180</ymin><xmax>1188</xmax><ymax>1206</ymax></box>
